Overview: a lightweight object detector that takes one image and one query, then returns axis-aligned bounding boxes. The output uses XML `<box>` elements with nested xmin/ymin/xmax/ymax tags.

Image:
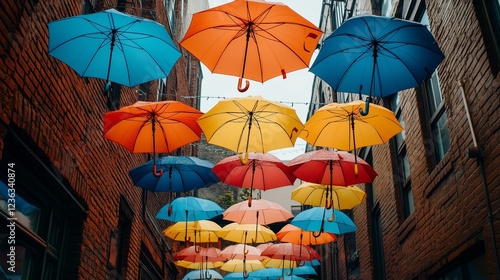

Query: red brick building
<box><xmin>309</xmin><ymin>0</ymin><xmax>499</xmax><ymax>279</ymax></box>
<box><xmin>0</xmin><ymin>0</ymin><xmax>206</xmax><ymax>278</ymax></box>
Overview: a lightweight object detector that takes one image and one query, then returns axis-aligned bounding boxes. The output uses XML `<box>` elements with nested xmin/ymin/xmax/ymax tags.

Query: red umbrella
<box><xmin>261</xmin><ymin>243</ymin><xmax>320</xmax><ymax>276</ymax></box>
<box><xmin>288</xmin><ymin>149</ymin><xmax>377</xmax><ymax>210</ymax></box>
<box><xmin>212</xmin><ymin>153</ymin><xmax>296</xmax><ymax>206</ymax></box>
<box><xmin>175</xmin><ymin>245</ymin><xmax>227</xmax><ymax>263</ymax></box>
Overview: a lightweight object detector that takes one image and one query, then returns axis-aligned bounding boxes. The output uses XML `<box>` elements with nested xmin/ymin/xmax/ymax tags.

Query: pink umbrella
<box><xmin>220</xmin><ymin>244</ymin><xmax>267</xmax><ymax>261</ymax></box>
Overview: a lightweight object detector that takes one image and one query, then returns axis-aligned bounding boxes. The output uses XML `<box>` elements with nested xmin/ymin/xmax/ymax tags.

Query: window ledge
<box><xmin>398</xmin><ymin>213</ymin><xmax>416</xmax><ymax>243</ymax></box>
<box><xmin>423</xmin><ymin>152</ymin><xmax>453</xmax><ymax>198</ymax></box>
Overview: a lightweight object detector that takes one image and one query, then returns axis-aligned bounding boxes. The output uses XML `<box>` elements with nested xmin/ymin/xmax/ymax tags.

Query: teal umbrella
<box><xmin>156</xmin><ymin>196</ymin><xmax>223</xmax><ymax>222</ymax></box>
<box><xmin>291</xmin><ymin>207</ymin><xmax>357</xmax><ymax>235</ymax></box>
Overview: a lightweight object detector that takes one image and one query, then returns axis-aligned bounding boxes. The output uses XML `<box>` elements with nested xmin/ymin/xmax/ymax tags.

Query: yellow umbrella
<box><xmin>218</xmin><ymin>223</ymin><xmax>277</xmax><ymax>244</ymax></box>
<box><xmin>197</xmin><ymin>96</ymin><xmax>304</xmax><ymax>160</ymax></box>
<box><xmin>220</xmin><ymin>259</ymin><xmax>265</xmax><ymax>273</ymax></box>
<box><xmin>163</xmin><ymin>220</ymin><xmax>221</xmax><ymax>243</ymax></box>
<box><xmin>291</xmin><ymin>182</ymin><xmax>366</xmax><ymax>210</ymax></box>
<box><xmin>175</xmin><ymin>260</ymin><xmax>224</xmax><ymax>269</ymax></box>
<box><xmin>262</xmin><ymin>258</ymin><xmax>297</xmax><ymax>269</ymax></box>
<box><xmin>299</xmin><ymin>100</ymin><xmax>403</xmax><ymax>154</ymax></box>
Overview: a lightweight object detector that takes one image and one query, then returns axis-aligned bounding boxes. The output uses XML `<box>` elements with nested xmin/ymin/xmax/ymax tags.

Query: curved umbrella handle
<box><xmin>304</xmin><ymin>32</ymin><xmax>319</xmax><ymax>52</ymax></box>
<box><xmin>327</xmin><ymin>210</ymin><xmax>336</xmax><ymax>222</ymax></box>
<box><xmin>195</xmin><ymin>245</ymin><xmax>201</xmax><ymax>253</ymax></box>
<box><xmin>237</xmin><ymin>77</ymin><xmax>250</xmax><ymax>92</ymax></box>
<box><xmin>239</xmin><ymin>153</ymin><xmax>248</xmax><ymax>165</ymax></box>
<box><xmin>359</xmin><ymin>97</ymin><xmax>371</xmax><ymax>116</ymax></box>
<box><xmin>312</xmin><ymin>230</ymin><xmax>323</xmax><ymax>238</ymax></box>
<box><xmin>325</xmin><ymin>198</ymin><xmax>333</xmax><ymax>210</ymax></box>
<box><xmin>281</xmin><ymin>69</ymin><xmax>287</xmax><ymax>79</ymax></box>
<box><xmin>153</xmin><ymin>164</ymin><xmax>164</xmax><ymax>177</ymax></box>
<box><xmin>247</xmin><ymin>196</ymin><xmax>252</xmax><ymax>207</ymax></box>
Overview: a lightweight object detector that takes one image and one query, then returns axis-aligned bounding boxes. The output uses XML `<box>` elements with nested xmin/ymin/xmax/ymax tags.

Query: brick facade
<box><xmin>311</xmin><ymin>0</ymin><xmax>499</xmax><ymax>279</ymax></box>
<box><xmin>0</xmin><ymin>0</ymin><xmax>203</xmax><ymax>279</ymax></box>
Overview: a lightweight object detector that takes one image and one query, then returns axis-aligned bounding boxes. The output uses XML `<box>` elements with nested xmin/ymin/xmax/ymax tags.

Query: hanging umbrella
<box><xmin>288</xmin><ymin>149</ymin><xmax>376</xmax><ymax>209</ymax></box>
<box><xmin>212</xmin><ymin>153</ymin><xmax>296</xmax><ymax>206</ymax></box>
<box><xmin>218</xmin><ymin>223</ymin><xmax>277</xmax><ymax>244</ymax></box>
<box><xmin>175</xmin><ymin>246</ymin><xmax>226</xmax><ymax>263</ymax></box>
<box><xmin>175</xmin><ymin>260</ymin><xmax>225</xmax><ymax>270</ymax></box>
<box><xmin>287</xmin><ymin>265</ymin><xmax>317</xmax><ymax>276</ymax></box>
<box><xmin>180</xmin><ymin>0</ymin><xmax>322</xmax><ymax>92</ymax></box>
<box><xmin>220</xmin><ymin>259</ymin><xmax>266</xmax><ymax>273</ymax></box>
<box><xmin>48</xmin><ymin>9</ymin><xmax>180</xmax><ymax>91</ymax></box>
<box><xmin>249</xmin><ymin>267</ymin><xmax>283</xmax><ymax>279</ymax></box>
<box><xmin>198</xmin><ymin>96</ymin><xmax>303</xmax><ymax>158</ymax></box>
<box><xmin>182</xmin><ymin>269</ymin><xmax>224</xmax><ymax>280</ymax></box>
<box><xmin>262</xmin><ymin>258</ymin><xmax>297</xmax><ymax>270</ymax></box>
<box><xmin>310</xmin><ymin>15</ymin><xmax>444</xmax><ymax>114</ymax></box>
<box><xmin>220</xmin><ymin>244</ymin><xmax>267</xmax><ymax>261</ymax></box>
<box><xmin>129</xmin><ymin>156</ymin><xmax>220</xmax><ymax>192</ymax></box>
<box><xmin>261</xmin><ymin>243</ymin><xmax>320</xmax><ymax>268</ymax></box>
<box><xmin>291</xmin><ymin>183</ymin><xmax>366</xmax><ymax>210</ymax></box>
<box><xmin>291</xmin><ymin>207</ymin><xmax>357</xmax><ymax>236</ymax></box>
<box><xmin>223</xmin><ymin>272</ymin><xmax>259</xmax><ymax>280</ymax></box>
<box><xmin>299</xmin><ymin>100</ymin><xmax>403</xmax><ymax>158</ymax></box>
<box><xmin>156</xmin><ymin>197</ymin><xmax>223</xmax><ymax>222</ymax></box>
<box><xmin>276</xmin><ymin>224</ymin><xmax>337</xmax><ymax>246</ymax></box>
<box><xmin>163</xmin><ymin>220</ymin><xmax>221</xmax><ymax>244</ymax></box>
<box><xmin>103</xmin><ymin>101</ymin><xmax>203</xmax><ymax>176</ymax></box>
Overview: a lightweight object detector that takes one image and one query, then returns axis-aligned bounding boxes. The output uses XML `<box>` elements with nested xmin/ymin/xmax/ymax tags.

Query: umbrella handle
<box><xmin>359</xmin><ymin>97</ymin><xmax>371</xmax><ymax>116</ymax></box>
<box><xmin>327</xmin><ymin>210</ymin><xmax>336</xmax><ymax>222</ymax></box>
<box><xmin>237</xmin><ymin>77</ymin><xmax>250</xmax><ymax>92</ymax></box>
<box><xmin>304</xmin><ymin>32</ymin><xmax>319</xmax><ymax>52</ymax></box>
<box><xmin>312</xmin><ymin>230</ymin><xmax>323</xmax><ymax>238</ymax></box>
<box><xmin>153</xmin><ymin>164</ymin><xmax>164</xmax><ymax>177</ymax></box>
<box><xmin>325</xmin><ymin>198</ymin><xmax>333</xmax><ymax>210</ymax></box>
<box><xmin>205</xmin><ymin>270</ymin><xmax>212</xmax><ymax>280</ymax></box>
<box><xmin>247</xmin><ymin>196</ymin><xmax>252</xmax><ymax>207</ymax></box>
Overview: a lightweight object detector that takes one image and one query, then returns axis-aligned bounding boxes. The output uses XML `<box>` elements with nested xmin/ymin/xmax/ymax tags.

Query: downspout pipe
<box><xmin>458</xmin><ymin>79</ymin><xmax>500</xmax><ymax>277</ymax></box>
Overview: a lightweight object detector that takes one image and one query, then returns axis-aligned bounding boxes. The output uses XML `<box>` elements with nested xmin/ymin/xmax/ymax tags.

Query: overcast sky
<box><xmin>200</xmin><ymin>0</ymin><xmax>323</xmax><ymax>160</ymax></box>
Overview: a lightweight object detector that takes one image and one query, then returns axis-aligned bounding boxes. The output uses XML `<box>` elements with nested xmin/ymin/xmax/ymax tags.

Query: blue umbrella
<box><xmin>182</xmin><ymin>269</ymin><xmax>223</xmax><ymax>280</ymax></box>
<box><xmin>223</xmin><ymin>272</ymin><xmax>259</xmax><ymax>280</ymax></box>
<box><xmin>156</xmin><ymin>196</ymin><xmax>223</xmax><ymax>222</ymax></box>
<box><xmin>249</xmin><ymin>268</ymin><xmax>282</xmax><ymax>279</ymax></box>
<box><xmin>129</xmin><ymin>156</ymin><xmax>220</xmax><ymax>192</ymax></box>
<box><xmin>48</xmin><ymin>9</ymin><xmax>180</xmax><ymax>90</ymax></box>
<box><xmin>291</xmin><ymin>207</ymin><xmax>357</xmax><ymax>235</ymax></box>
<box><xmin>310</xmin><ymin>15</ymin><xmax>444</xmax><ymax>115</ymax></box>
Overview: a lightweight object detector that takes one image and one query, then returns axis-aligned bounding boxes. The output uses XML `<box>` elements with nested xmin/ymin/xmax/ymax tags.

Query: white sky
<box><xmin>200</xmin><ymin>0</ymin><xmax>323</xmax><ymax>160</ymax></box>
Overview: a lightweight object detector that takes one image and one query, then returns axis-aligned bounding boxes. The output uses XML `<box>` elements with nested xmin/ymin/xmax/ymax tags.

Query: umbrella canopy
<box><xmin>156</xmin><ymin>197</ymin><xmax>223</xmax><ymax>222</ymax></box>
<box><xmin>310</xmin><ymin>15</ymin><xmax>444</xmax><ymax>114</ymax></box>
<box><xmin>163</xmin><ymin>220</ymin><xmax>221</xmax><ymax>243</ymax></box>
<box><xmin>180</xmin><ymin>0</ymin><xmax>322</xmax><ymax>92</ymax></box>
<box><xmin>291</xmin><ymin>207</ymin><xmax>357</xmax><ymax>235</ymax></box>
<box><xmin>175</xmin><ymin>246</ymin><xmax>226</xmax><ymax>263</ymax></box>
<box><xmin>218</xmin><ymin>223</ymin><xmax>277</xmax><ymax>244</ymax></box>
<box><xmin>175</xmin><ymin>260</ymin><xmax>225</xmax><ymax>269</ymax></box>
<box><xmin>276</xmin><ymin>224</ymin><xmax>337</xmax><ymax>246</ymax></box>
<box><xmin>262</xmin><ymin>258</ymin><xmax>297</xmax><ymax>269</ymax></box>
<box><xmin>182</xmin><ymin>269</ymin><xmax>223</xmax><ymax>280</ymax></box>
<box><xmin>291</xmin><ymin>183</ymin><xmax>366</xmax><ymax>210</ymax></box>
<box><xmin>104</xmin><ymin>101</ymin><xmax>202</xmax><ymax>176</ymax></box>
<box><xmin>223</xmin><ymin>272</ymin><xmax>259</xmax><ymax>280</ymax></box>
<box><xmin>48</xmin><ymin>9</ymin><xmax>180</xmax><ymax>88</ymax></box>
<box><xmin>220</xmin><ymin>259</ymin><xmax>266</xmax><ymax>273</ymax></box>
<box><xmin>220</xmin><ymin>244</ymin><xmax>267</xmax><ymax>261</ymax></box>
<box><xmin>130</xmin><ymin>156</ymin><xmax>220</xmax><ymax>192</ymax></box>
<box><xmin>212</xmin><ymin>152</ymin><xmax>296</xmax><ymax>193</ymax></box>
<box><xmin>288</xmin><ymin>149</ymin><xmax>377</xmax><ymax>186</ymax></box>
<box><xmin>223</xmin><ymin>199</ymin><xmax>293</xmax><ymax>225</ymax></box>
<box><xmin>261</xmin><ymin>243</ymin><xmax>320</xmax><ymax>265</ymax></box>
<box><xmin>197</xmin><ymin>96</ymin><xmax>304</xmax><ymax>155</ymax></box>
<box><xmin>299</xmin><ymin>100</ymin><xmax>403</xmax><ymax>153</ymax></box>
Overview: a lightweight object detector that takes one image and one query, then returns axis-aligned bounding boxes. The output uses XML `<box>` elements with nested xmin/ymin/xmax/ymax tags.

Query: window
<box><xmin>139</xmin><ymin>244</ymin><xmax>163</xmax><ymax>280</ymax></box>
<box><xmin>390</xmin><ymin>94</ymin><xmax>414</xmax><ymax>219</ymax></box>
<box><xmin>420</xmin><ymin>12</ymin><xmax>450</xmax><ymax>164</ymax></box>
<box><xmin>474</xmin><ymin>0</ymin><xmax>500</xmax><ymax>75</ymax></box>
<box><xmin>382</xmin><ymin>0</ymin><xmax>393</xmax><ymax>16</ymax></box>
<box><xmin>431</xmin><ymin>243</ymin><xmax>489</xmax><ymax>279</ymax></box>
<box><xmin>0</xmin><ymin>128</ymin><xmax>85</xmax><ymax>279</ymax></box>
<box><xmin>108</xmin><ymin>196</ymin><xmax>132</xmax><ymax>279</ymax></box>
<box><xmin>371</xmin><ymin>206</ymin><xmax>386</xmax><ymax>279</ymax></box>
<box><xmin>344</xmin><ymin>211</ymin><xmax>359</xmax><ymax>279</ymax></box>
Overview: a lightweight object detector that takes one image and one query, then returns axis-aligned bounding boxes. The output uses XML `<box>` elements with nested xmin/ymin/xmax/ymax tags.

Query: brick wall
<box><xmin>334</xmin><ymin>0</ymin><xmax>500</xmax><ymax>279</ymax></box>
<box><xmin>0</xmin><ymin>0</ymin><xmax>197</xmax><ymax>278</ymax></box>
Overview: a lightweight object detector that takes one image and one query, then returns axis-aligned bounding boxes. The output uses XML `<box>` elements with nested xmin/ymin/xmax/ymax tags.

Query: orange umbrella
<box><xmin>180</xmin><ymin>0</ymin><xmax>322</xmax><ymax>92</ymax></box>
<box><xmin>103</xmin><ymin>101</ymin><xmax>202</xmax><ymax>175</ymax></box>
<box><xmin>276</xmin><ymin>224</ymin><xmax>337</xmax><ymax>246</ymax></box>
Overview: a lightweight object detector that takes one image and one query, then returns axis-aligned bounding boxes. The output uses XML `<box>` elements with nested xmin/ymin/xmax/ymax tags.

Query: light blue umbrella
<box><xmin>182</xmin><ymin>269</ymin><xmax>223</xmax><ymax>280</ymax></box>
<box><xmin>156</xmin><ymin>196</ymin><xmax>223</xmax><ymax>222</ymax></box>
<box><xmin>291</xmin><ymin>207</ymin><xmax>357</xmax><ymax>235</ymax></box>
<box><xmin>310</xmin><ymin>15</ymin><xmax>444</xmax><ymax>115</ymax></box>
<box><xmin>289</xmin><ymin>265</ymin><xmax>317</xmax><ymax>276</ymax></box>
<box><xmin>223</xmin><ymin>272</ymin><xmax>258</xmax><ymax>280</ymax></box>
<box><xmin>48</xmin><ymin>9</ymin><xmax>181</xmax><ymax>88</ymax></box>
